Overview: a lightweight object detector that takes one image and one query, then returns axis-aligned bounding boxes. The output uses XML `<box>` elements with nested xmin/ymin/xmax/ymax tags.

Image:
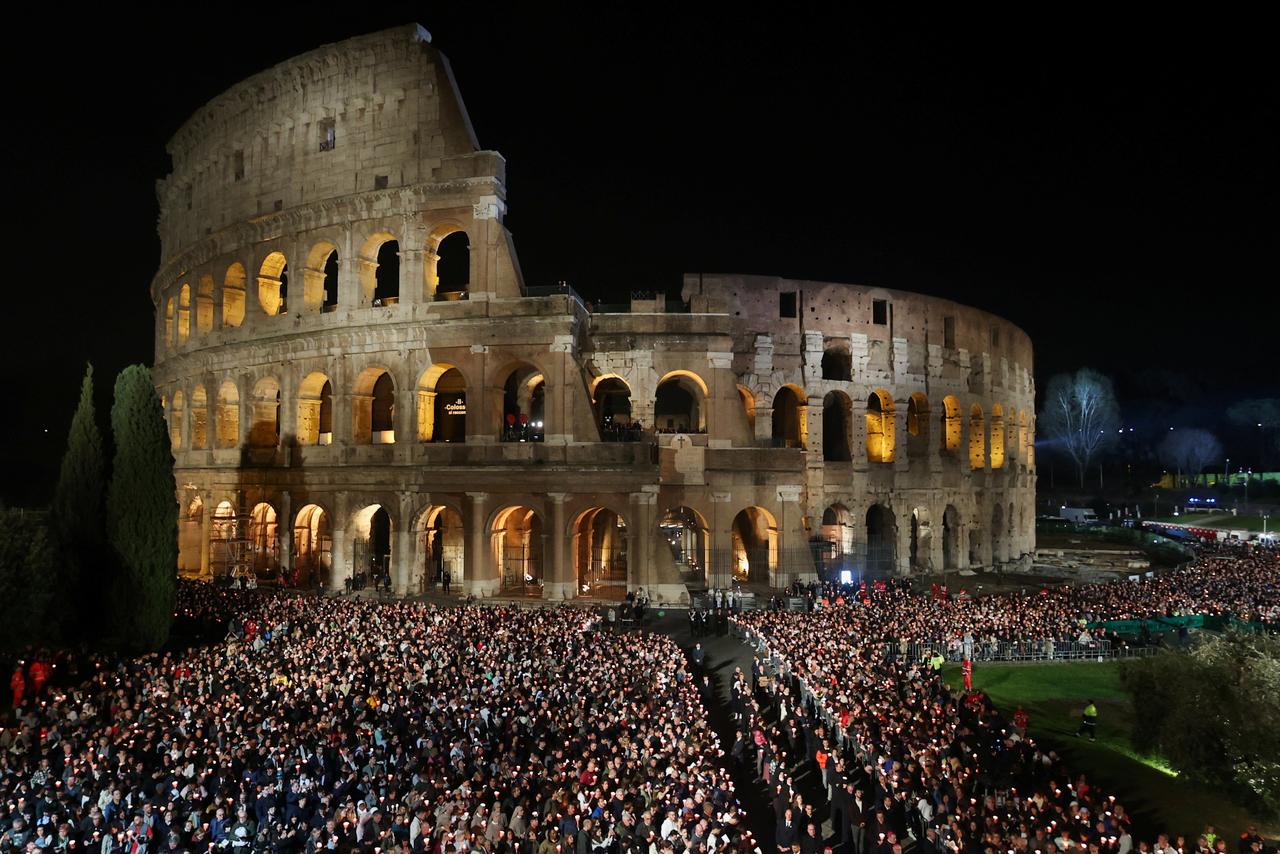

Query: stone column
<box><xmin>280</xmin><ymin>490</ymin><xmax>293</xmax><ymax>584</ymax></box>
<box><xmin>329</xmin><ymin>492</ymin><xmax>349</xmax><ymax>592</ymax></box>
<box><xmin>199</xmin><ymin>496</ymin><xmax>212</xmax><ymax>581</ymax></box>
<box><xmin>468</xmin><ymin>345</ymin><xmax>491</xmax><ymax>444</ymax></box>
<box><xmin>465</xmin><ymin>492</ymin><xmax>497</xmax><ymax>596</ymax></box>
<box><xmin>394</xmin><ymin>492</ymin><xmax>414</xmax><ymax>595</ymax></box>
<box><xmin>398</xmin><ymin>246</ymin><xmax>424</xmax><ymax>309</ymax></box>
<box><xmin>852</xmin><ymin>396</ymin><xmax>869</xmax><ymax>472</ymax></box>
<box><xmin>776</xmin><ymin>484</ymin><xmax>810</xmax><ymax>587</ymax></box>
<box><xmin>710</xmin><ymin>491</ymin><xmax>734</xmax><ymax>589</ymax></box>
<box><xmin>545</xmin><ymin>493</ymin><xmax>571</xmax><ymax>600</ymax></box>
<box><xmin>753</xmin><ymin>403</ymin><xmax>773</xmax><ymax>446</ymax></box>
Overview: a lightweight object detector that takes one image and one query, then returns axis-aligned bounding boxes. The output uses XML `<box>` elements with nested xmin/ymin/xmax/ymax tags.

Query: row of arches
<box><xmin>162</xmin><ymin>228</ymin><xmax>472</xmax><ymax>350</ymax></box>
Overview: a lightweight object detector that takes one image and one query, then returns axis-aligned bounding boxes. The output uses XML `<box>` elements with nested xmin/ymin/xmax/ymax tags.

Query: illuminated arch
<box><xmin>248</xmin><ymin>377</ymin><xmax>281</xmax><ymax>447</ymax></box>
<box><xmin>169</xmin><ymin>389</ymin><xmax>184</xmax><ymax>449</ymax></box>
<box><xmin>303</xmin><ymin>240</ymin><xmax>340</xmax><ymax>312</ymax></box>
<box><xmin>358</xmin><ymin>231</ymin><xmax>400</xmax><ymax>306</ymax></box>
<box><xmin>500</xmin><ymin>363</ymin><xmax>546</xmax><ymax>442</ymax></box>
<box><xmin>223</xmin><ymin>262</ymin><xmax>247</xmax><ymax>327</ymax></box>
<box><xmin>772</xmin><ymin>384</ymin><xmax>807</xmax><ymax>449</ymax></box>
<box><xmin>418</xmin><ymin>363</ymin><xmax>467</xmax><ymax>443</ymax></box>
<box><xmin>731</xmin><ymin>506</ymin><xmax>778</xmax><ymax>584</ymax></box>
<box><xmin>210</xmin><ymin>500</ymin><xmax>237</xmax><ymax>577</ymax></box>
<box><xmin>189</xmin><ymin>385</ymin><xmax>208</xmax><ymax>449</ymax></box>
<box><xmin>164</xmin><ymin>297</ymin><xmax>175</xmax><ymax>350</ymax></box>
<box><xmin>573</xmin><ymin>507</ymin><xmax>628</xmax><ymax>596</ymax></box>
<box><xmin>942</xmin><ymin>395</ymin><xmax>962</xmax><ymax>453</ymax></box>
<box><xmin>660</xmin><ymin>506</ymin><xmax>710</xmax><ymax>585</ymax></box>
<box><xmin>910</xmin><ymin>506</ymin><xmax>932</xmax><ymax>571</ymax></box>
<box><xmin>177</xmin><ymin>284</ymin><xmax>191</xmax><ymax>345</ymax></box>
<box><xmin>297</xmin><ymin>372</ymin><xmax>333</xmax><ymax>445</ymax></box>
<box><xmin>353</xmin><ymin>367</ymin><xmax>396</xmax><ymax>444</ymax></box>
<box><xmin>822</xmin><ymin>391</ymin><xmax>852</xmax><ymax>461</ymax></box>
<box><xmin>414</xmin><ymin>504</ymin><xmax>465</xmax><ymax>591</ymax></box>
<box><xmin>257</xmin><ymin>251</ymin><xmax>289</xmax><ymax>316</ymax></box>
<box><xmin>214</xmin><ymin>381</ymin><xmax>240</xmax><ymax>449</ymax></box>
<box><xmin>351</xmin><ymin>504</ymin><xmax>393</xmax><ymax>587</ymax></box>
<box><xmin>655</xmin><ymin>371</ymin><xmax>707</xmax><ymax>434</ymax></box>
<box><xmin>865</xmin><ymin>389</ymin><xmax>895</xmax><ymax>463</ymax></box>
<box><xmin>821</xmin><ymin>346</ymin><xmax>852</xmax><ymax>381</ymax></box>
<box><xmin>177</xmin><ymin>495</ymin><xmax>203</xmax><ymax>578</ymax></box>
<box><xmin>427</xmin><ymin>224</ymin><xmax>470</xmax><ymax>300</ymax></box>
<box><xmin>592</xmin><ymin>376</ymin><xmax>633</xmax><ymax>438</ymax></box>
<box><xmin>990</xmin><ymin>403</ymin><xmax>1005</xmax><ymax>469</ymax></box>
<box><xmin>737</xmin><ymin>385</ymin><xmax>756</xmax><ymax>436</ymax></box>
<box><xmin>292</xmin><ymin>504</ymin><xmax>332</xmax><ymax>588</ymax></box>
<box><xmin>491</xmin><ymin>505</ymin><xmax>544</xmax><ymax>594</ymax></box>
<box><xmin>247</xmin><ymin>503</ymin><xmax>281</xmax><ymax>574</ymax></box>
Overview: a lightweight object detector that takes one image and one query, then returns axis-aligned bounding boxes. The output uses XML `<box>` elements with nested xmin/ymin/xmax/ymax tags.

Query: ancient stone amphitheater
<box><xmin>152</xmin><ymin>24</ymin><xmax>1036</xmax><ymax>601</ymax></box>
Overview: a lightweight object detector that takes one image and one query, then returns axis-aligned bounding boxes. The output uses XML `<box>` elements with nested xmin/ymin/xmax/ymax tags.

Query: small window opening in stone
<box><xmin>872</xmin><ymin>299</ymin><xmax>888</xmax><ymax>325</ymax></box>
<box><xmin>944</xmin><ymin>316</ymin><xmax>956</xmax><ymax>349</ymax></box>
<box><xmin>319</xmin><ymin>119</ymin><xmax>336</xmax><ymax>152</ymax></box>
<box><xmin>779</xmin><ymin>292</ymin><xmax>797</xmax><ymax>318</ymax></box>
<box><xmin>233</xmin><ymin>149</ymin><xmax>245</xmax><ymax>181</ymax></box>
<box><xmin>273</xmin><ymin>199</ymin><xmax>283</xmax><ymax>212</ymax></box>
<box><xmin>374</xmin><ymin>174</ymin><xmax>389</xmax><ymax>190</ymax></box>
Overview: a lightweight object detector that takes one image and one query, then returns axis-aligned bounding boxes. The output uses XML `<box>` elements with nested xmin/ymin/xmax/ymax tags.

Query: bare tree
<box><xmin>1159</xmin><ymin>429</ymin><xmax>1224</xmax><ymax>487</ymax></box>
<box><xmin>1039</xmin><ymin>369</ymin><xmax>1121</xmax><ymax>488</ymax></box>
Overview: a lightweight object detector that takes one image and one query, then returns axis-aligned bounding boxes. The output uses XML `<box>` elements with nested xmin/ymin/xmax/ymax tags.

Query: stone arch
<box><xmin>292</xmin><ymin>503</ymin><xmax>332</xmax><ymax>588</ymax></box>
<box><xmin>414</xmin><ymin>504</ymin><xmax>465</xmax><ymax>591</ymax></box>
<box><xmin>574</xmin><ymin>507</ymin><xmax>628</xmax><ymax>596</ymax></box>
<box><xmin>303</xmin><ymin>240</ymin><xmax>341</xmax><ymax>312</ymax></box>
<box><xmin>942</xmin><ymin>505</ymin><xmax>960</xmax><ymax>570</ymax></box>
<box><xmin>214</xmin><ymin>380</ymin><xmax>240</xmax><ymax>448</ymax></box>
<box><xmin>866</xmin><ymin>389</ymin><xmax>895</xmax><ymax>463</ymax></box>
<box><xmin>969</xmin><ymin>404</ymin><xmax>986</xmax><ymax>470</ymax></box>
<box><xmin>737</xmin><ymin>385</ymin><xmax>756</xmax><ymax>437</ymax></box>
<box><xmin>196</xmin><ymin>275</ymin><xmax>214</xmax><ymax>334</ymax></box>
<box><xmin>428</xmin><ymin>225</ymin><xmax>470</xmax><ymax>300</ymax></box>
<box><xmin>822</xmin><ymin>391</ymin><xmax>852</xmax><ymax>461</ymax></box>
<box><xmin>257</xmin><ymin>251</ymin><xmax>289</xmax><ymax>316</ymax></box>
<box><xmin>491</xmin><ymin>504</ymin><xmax>544</xmax><ymax>594</ymax></box>
<box><xmin>190</xmin><ymin>385</ymin><xmax>208</xmax><ymax>449</ymax></box>
<box><xmin>248</xmin><ymin>377</ymin><xmax>281</xmax><ymax>447</ymax></box>
<box><xmin>772</xmin><ymin>384</ymin><xmax>807</xmax><ymax>448</ymax></box>
<box><xmin>351</xmin><ymin>503</ymin><xmax>393</xmax><ymax>587</ymax></box>
<box><xmin>248</xmin><ymin>502</ymin><xmax>281</xmax><ymax>575</ymax></box>
<box><xmin>821</xmin><ymin>345</ymin><xmax>851</xmax><ymax>381</ymax></box>
<box><xmin>968</xmin><ymin>524</ymin><xmax>984</xmax><ymax>567</ymax></box>
<box><xmin>177</xmin><ymin>495</ymin><xmax>203</xmax><ymax>577</ymax></box>
<box><xmin>942</xmin><ymin>395</ymin><xmax>962</xmax><ymax>453</ymax></box>
<box><xmin>210</xmin><ymin>499</ymin><xmax>237</xmax><ymax>577</ymax></box>
<box><xmin>592</xmin><ymin>376</ymin><xmax>634</xmax><ymax>439</ymax></box>
<box><xmin>296</xmin><ymin>372</ymin><xmax>333</xmax><ymax>445</ymax></box>
<box><xmin>223</xmin><ymin>262</ymin><xmax>247</xmax><ymax>327</ymax></box>
<box><xmin>169</xmin><ymin>389</ymin><xmax>184</xmax><ymax>450</ymax></box>
<box><xmin>357</xmin><ymin>231</ymin><xmax>400</xmax><ymax>306</ymax></box>
<box><xmin>866</xmin><ymin>503</ymin><xmax>897</xmax><ymax>577</ymax></box>
<box><xmin>819</xmin><ymin>503</ymin><xmax>856</xmax><ymax>580</ymax></box>
<box><xmin>418</xmin><ymin>363</ymin><xmax>468</xmax><ymax>443</ymax></box>
<box><xmin>990</xmin><ymin>403</ymin><xmax>1006</xmax><ymax>469</ymax></box>
<box><xmin>910</xmin><ymin>506</ymin><xmax>932</xmax><ymax>572</ymax></box>
<box><xmin>353</xmin><ymin>366</ymin><xmax>396</xmax><ymax>444</ymax></box>
<box><xmin>660</xmin><ymin>506</ymin><xmax>710</xmax><ymax>583</ymax></box>
<box><xmin>731</xmin><ymin>506</ymin><xmax>777</xmax><ymax>584</ymax></box>
<box><xmin>177</xmin><ymin>284</ymin><xmax>191</xmax><ymax>346</ymax></box>
<box><xmin>907</xmin><ymin>392</ymin><xmax>930</xmax><ymax>459</ymax></box>
<box><xmin>500</xmin><ymin>363</ymin><xmax>546</xmax><ymax>442</ymax></box>
<box><xmin>164</xmin><ymin>297</ymin><xmax>175</xmax><ymax>350</ymax></box>
<box><xmin>655</xmin><ymin>370</ymin><xmax>708</xmax><ymax>434</ymax></box>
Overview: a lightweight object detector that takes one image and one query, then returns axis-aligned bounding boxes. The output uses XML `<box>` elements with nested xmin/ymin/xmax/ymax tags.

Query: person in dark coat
<box><xmin>775</xmin><ymin>808</ymin><xmax>799</xmax><ymax>853</ymax></box>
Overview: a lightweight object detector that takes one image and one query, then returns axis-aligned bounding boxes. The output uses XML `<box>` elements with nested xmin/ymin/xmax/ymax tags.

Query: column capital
<box><xmin>546</xmin><ymin>492</ymin><xmax>570</xmax><ymax>504</ymax></box>
<box><xmin>466</xmin><ymin>491</ymin><xmax>489</xmax><ymax>502</ymax></box>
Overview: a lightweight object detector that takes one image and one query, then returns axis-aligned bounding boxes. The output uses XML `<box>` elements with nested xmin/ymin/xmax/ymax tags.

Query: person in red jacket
<box><xmin>10</xmin><ymin>665</ymin><xmax>25</xmax><ymax>708</ymax></box>
<box><xmin>29</xmin><ymin>659</ymin><xmax>51</xmax><ymax>698</ymax></box>
<box><xmin>1014</xmin><ymin>706</ymin><xmax>1029</xmax><ymax>735</ymax></box>
<box><xmin>961</xmin><ymin>657</ymin><xmax>974</xmax><ymax>693</ymax></box>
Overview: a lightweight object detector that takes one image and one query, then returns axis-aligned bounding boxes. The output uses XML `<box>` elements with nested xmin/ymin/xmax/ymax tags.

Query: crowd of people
<box><xmin>0</xmin><ymin>589</ymin><xmax>756</xmax><ymax>854</ymax></box>
<box><xmin>728</xmin><ymin>545</ymin><xmax>1280</xmax><ymax>852</ymax></box>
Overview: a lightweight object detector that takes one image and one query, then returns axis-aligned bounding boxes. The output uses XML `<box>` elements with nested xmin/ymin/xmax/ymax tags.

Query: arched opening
<box><xmin>502</xmin><ymin>365</ymin><xmax>545</xmax><ymax>442</ymax></box>
<box><xmin>910</xmin><ymin>507</ymin><xmax>931</xmax><ymax>572</ymax></box>
<box><xmin>416</xmin><ymin>505</ymin><xmax>464</xmax><ymax>591</ymax></box>
<box><xmin>574</xmin><ymin>508</ymin><xmax>628</xmax><ymax>597</ymax></box>
<box><xmin>210</xmin><ymin>500</ymin><xmax>237</xmax><ymax>578</ymax></box>
<box><xmin>190</xmin><ymin>385</ymin><xmax>208</xmax><ymax>449</ymax></box>
<box><xmin>866</xmin><ymin>504</ymin><xmax>896</xmax><ymax>577</ymax></box>
<box><xmin>866</xmin><ymin>389</ymin><xmax>895</xmax><ymax>462</ymax></box>
<box><xmin>352</xmin><ymin>505</ymin><xmax>392</xmax><ymax>590</ymax></box>
<box><xmin>257</xmin><ymin>251</ymin><xmax>289</xmax><ymax>316</ymax></box>
<box><xmin>822</xmin><ymin>391</ymin><xmax>852</xmax><ymax>461</ymax></box>
<box><xmin>942</xmin><ymin>505</ymin><xmax>960</xmax><ymax>570</ymax></box>
<box><xmin>819</xmin><ymin>504</ymin><xmax>856</xmax><ymax>581</ymax></box>
<box><xmin>731</xmin><ymin>507</ymin><xmax>777</xmax><ymax>584</ymax></box>
<box><xmin>771</xmin><ymin>385</ymin><xmax>806</xmax><ymax>448</ymax></box>
<box><xmin>417</xmin><ymin>364</ymin><xmax>467</xmax><ymax>443</ymax></box>
<box><xmin>169</xmin><ymin>390</ymin><xmax>184</xmax><ymax>450</ymax></box>
<box><xmin>990</xmin><ymin>404</ymin><xmax>1005</xmax><ymax>469</ymax></box>
<box><xmin>223</xmin><ymin>263</ymin><xmax>247</xmax><ymax>327</ymax></box>
<box><xmin>177</xmin><ymin>284</ymin><xmax>191</xmax><ymax>345</ymax></box>
<box><xmin>969</xmin><ymin>404</ymin><xmax>986</xmax><ymax>470</ymax></box>
<box><xmin>303</xmin><ymin>242</ymin><xmax>340</xmax><ymax>312</ymax></box>
<box><xmin>196</xmin><ymin>275</ymin><xmax>214</xmax><ymax>334</ymax></box>
<box><xmin>1018</xmin><ymin>410</ymin><xmax>1029</xmax><ymax>466</ymax></box>
<box><xmin>737</xmin><ymin>385</ymin><xmax>756</xmax><ymax>437</ymax></box>
<box><xmin>992</xmin><ymin>503</ymin><xmax>1005</xmax><ymax>565</ymax></box>
<box><xmin>353</xmin><ymin>368</ymin><xmax>396</xmax><ymax>444</ymax></box>
<box><xmin>248</xmin><ymin>377</ymin><xmax>281</xmax><ymax>448</ymax></box>
<box><xmin>297</xmin><ymin>372</ymin><xmax>334</xmax><ymax>446</ymax></box>
<box><xmin>373</xmin><ymin>241</ymin><xmax>399</xmax><ymax>305</ymax></box>
<box><xmin>431</xmin><ymin>229</ymin><xmax>470</xmax><ymax>300</ymax></box>
<box><xmin>164</xmin><ymin>298</ymin><xmax>174</xmax><ymax>350</ymax></box>
<box><xmin>660</xmin><ymin>506</ymin><xmax>709</xmax><ymax>584</ymax></box>
<box><xmin>655</xmin><ymin>372</ymin><xmax>707</xmax><ymax>433</ymax></box>
<box><xmin>178</xmin><ymin>496</ymin><xmax>203</xmax><ymax>577</ymax></box>
<box><xmin>248</xmin><ymin>503</ymin><xmax>280</xmax><ymax>576</ymax></box>
<box><xmin>968</xmin><ymin>527</ymin><xmax>983</xmax><ymax>567</ymax></box>
<box><xmin>292</xmin><ymin>504</ymin><xmax>331</xmax><ymax>588</ymax></box>
<box><xmin>492</xmin><ymin>505</ymin><xmax>543</xmax><ymax>594</ymax></box>
<box><xmin>594</xmin><ymin>377</ymin><xmax>636</xmax><ymax>440</ymax></box>
<box><xmin>821</xmin><ymin>347</ymin><xmax>852</xmax><ymax>381</ymax></box>
<box><xmin>907</xmin><ymin>392</ymin><xmax>930</xmax><ymax>459</ymax></box>
<box><xmin>942</xmin><ymin>395</ymin><xmax>961</xmax><ymax>453</ymax></box>
<box><xmin>214</xmin><ymin>381</ymin><xmax>240</xmax><ymax>449</ymax></box>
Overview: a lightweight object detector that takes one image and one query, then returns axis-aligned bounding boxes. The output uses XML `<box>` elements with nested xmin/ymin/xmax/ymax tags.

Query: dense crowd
<box><xmin>0</xmin><ymin>591</ymin><xmax>755</xmax><ymax>854</ymax></box>
<box><xmin>731</xmin><ymin>546</ymin><xmax>1280</xmax><ymax>852</ymax></box>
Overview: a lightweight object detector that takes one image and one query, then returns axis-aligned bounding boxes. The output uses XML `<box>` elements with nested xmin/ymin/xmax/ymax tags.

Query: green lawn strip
<box><xmin>1148</xmin><ymin>514</ymin><xmax>1269</xmax><ymax>531</ymax></box>
<box><xmin>941</xmin><ymin>662</ymin><xmax>1276</xmax><ymax>838</ymax></box>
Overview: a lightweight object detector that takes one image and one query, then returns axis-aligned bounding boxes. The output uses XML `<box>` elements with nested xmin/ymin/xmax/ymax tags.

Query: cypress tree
<box><xmin>50</xmin><ymin>363</ymin><xmax>106</xmax><ymax>637</ymax></box>
<box><xmin>107</xmin><ymin>365</ymin><xmax>178</xmax><ymax>651</ymax></box>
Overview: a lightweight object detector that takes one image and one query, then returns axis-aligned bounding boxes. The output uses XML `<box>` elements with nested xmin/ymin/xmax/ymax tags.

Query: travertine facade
<box><xmin>152</xmin><ymin>25</ymin><xmax>1036</xmax><ymax>602</ymax></box>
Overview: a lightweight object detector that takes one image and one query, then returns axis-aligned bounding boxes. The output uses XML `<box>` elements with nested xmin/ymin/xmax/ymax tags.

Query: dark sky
<box><xmin>1</xmin><ymin>7</ymin><xmax>1275</xmax><ymax>504</ymax></box>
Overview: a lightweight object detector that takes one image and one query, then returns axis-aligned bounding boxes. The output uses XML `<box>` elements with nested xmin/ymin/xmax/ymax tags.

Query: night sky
<box><xmin>1</xmin><ymin>8</ymin><xmax>1275</xmax><ymax>504</ymax></box>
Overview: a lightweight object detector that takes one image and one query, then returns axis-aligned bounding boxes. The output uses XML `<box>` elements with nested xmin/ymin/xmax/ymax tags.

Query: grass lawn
<box><xmin>1149</xmin><ymin>513</ymin><xmax>1272</xmax><ymax>532</ymax></box>
<box><xmin>942</xmin><ymin>661</ymin><xmax>1276</xmax><ymax>839</ymax></box>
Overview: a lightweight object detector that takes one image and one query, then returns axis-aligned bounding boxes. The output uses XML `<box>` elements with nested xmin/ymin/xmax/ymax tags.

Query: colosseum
<box><xmin>151</xmin><ymin>24</ymin><xmax>1036</xmax><ymax>602</ymax></box>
